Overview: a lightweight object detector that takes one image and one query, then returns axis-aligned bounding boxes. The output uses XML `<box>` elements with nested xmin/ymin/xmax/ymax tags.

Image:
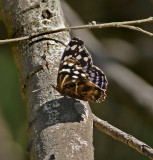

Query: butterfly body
<box><xmin>53</xmin><ymin>37</ymin><xmax>108</xmax><ymax>103</ymax></box>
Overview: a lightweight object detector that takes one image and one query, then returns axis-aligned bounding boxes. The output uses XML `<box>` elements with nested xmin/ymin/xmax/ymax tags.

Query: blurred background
<box><xmin>0</xmin><ymin>0</ymin><xmax>153</xmax><ymax>159</ymax></box>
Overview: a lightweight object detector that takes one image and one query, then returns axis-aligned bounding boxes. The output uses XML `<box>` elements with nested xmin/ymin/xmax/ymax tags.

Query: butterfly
<box><xmin>52</xmin><ymin>37</ymin><xmax>108</xmax><ymax>103</ymax></box>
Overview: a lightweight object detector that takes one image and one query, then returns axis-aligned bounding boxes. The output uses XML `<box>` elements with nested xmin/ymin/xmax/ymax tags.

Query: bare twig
<box><xmin>115</xmin><ymin>24</ymin><xmax>153</xmax><ymax>37</ymax></box>
<box><xmin>0</xmin><ymin>17</ymin><xmax>153</xmax><ymax>45</ymax></box>
<box><xmin>93</xmin><ymin>114</ymin><xmax>153</xmax><ymax>160</ymax></box>
<box><xmin>0</xmin><ymin>36</ymin><xmax>29</xmax><ymax>44</ymax></box>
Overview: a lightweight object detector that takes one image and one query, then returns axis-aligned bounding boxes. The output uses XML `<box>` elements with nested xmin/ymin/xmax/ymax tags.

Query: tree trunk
<box><xmin>0</xmin><ymin>0</ymin><xmax>94</xmax><ymax>159</ymax></box>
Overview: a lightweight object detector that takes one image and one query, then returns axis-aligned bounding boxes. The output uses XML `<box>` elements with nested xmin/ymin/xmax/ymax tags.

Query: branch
<box><xmin>93</xmin><ymin>114</ymin><xmax>153</xmax><ymax>160</ymax></box>
<box><xmin>115</xmin><ymin>24</ymin><xmax>153</xmax><ymax>37</ymax></box>
<box><xmin>0</xmin><ymin>17</ymin><xmax>153</xmax><ymax>45</ymax></box>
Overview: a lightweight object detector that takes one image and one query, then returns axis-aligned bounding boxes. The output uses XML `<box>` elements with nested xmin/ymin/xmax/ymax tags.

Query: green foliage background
<box><xmin>0</xmin><ymin>0</ymin><xmax>153</xmax><ymax>160</ymax></box>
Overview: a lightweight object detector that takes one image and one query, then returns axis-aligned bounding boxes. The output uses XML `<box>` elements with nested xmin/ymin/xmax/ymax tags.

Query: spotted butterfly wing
<box><xmin>60</xmin><ymin>37</ymin><xmax>93</xmax><ymax>72</ymax></box>
<box><xmin>88</xmin><ymin>65</ymin><xmax>107</xmax><ymax>90</ymax></box>
<box><xmin>53</xmin><ymin>37</ymin><xmax>108</xmax><ymax>102</ymax></box>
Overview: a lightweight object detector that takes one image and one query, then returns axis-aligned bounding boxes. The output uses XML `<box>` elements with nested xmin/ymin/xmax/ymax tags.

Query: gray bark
<box><xmin>0</xmin><ymin>0</ymin><xmax>94</xmax><ymax>159</ymax></box>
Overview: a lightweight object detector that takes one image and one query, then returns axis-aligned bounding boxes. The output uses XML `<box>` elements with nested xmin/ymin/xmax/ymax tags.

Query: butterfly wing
<box><xmin>56</xmin><ymin>58</ymin><xmax>91</xmax><ymax>100</ymax></box>
<box><xmin>61</xmin><ymin>37</ymin><xmax>93</xmax><ymax>72</ymax></box>
<box><xmin>57</xmin><ymin>58</ymin><xmax>90</xmax><ymax>88</ymax></box>
<box><xmin>88</xmin><ymin>65</ymin><xmax>107</xmax><ymax>90</ymax></box>
<box><xmin>54</xmin><ymin>37</ymin><xmax>108</xmax><ymax>102</ymax></box>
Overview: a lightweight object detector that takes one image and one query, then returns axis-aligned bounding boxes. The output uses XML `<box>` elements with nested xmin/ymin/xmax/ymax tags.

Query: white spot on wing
<box><xmin>68</xmin><ymin>63</ymin><xmax>74</xmax><ymax>67</ymax></box>
<box><xmin>81</xmin><ymin>73</ymin><xmax>86</xmax><ymax>77</ymax></box>
<box><xmin>61</xmin><ymin>68</ymin><xmax>70</xmax><ymax>73</ymax></box>
<box><xmin>83</xmin><ymin>57</ymin><xmax>88</xmax><ymax>61</ymax></box>
<box><xmin>71</xmin><ymin>45</ymin><xmax>77</xmax><ymax>50</ymax></box>
<box><xmin>73</xmin><ymin>71</ymin><xmax>80</xmax><ymax>74</ymax></box>
<box><xmin>72</xmin><ymin>75</ymin><xmax>78</xmax><ymax>79</ymax></box>
<box><xmin>63</xmin><ymin>61</ymin><xmax>67</xmax><ymax>65</ymax></box>
<box><xmin>65</xmin><ymin>45</ymin><xmax>70</xmax><ymax>51</ymax></box>
<box><xmin>76</xmin><ymin>55</ymin><xmax>82</xmax><ymax>60</ymax></box>
<box><xmin>79</xmin><ymin>48</ymin><xmax>83</xmax><ymax>52</ymax></box>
